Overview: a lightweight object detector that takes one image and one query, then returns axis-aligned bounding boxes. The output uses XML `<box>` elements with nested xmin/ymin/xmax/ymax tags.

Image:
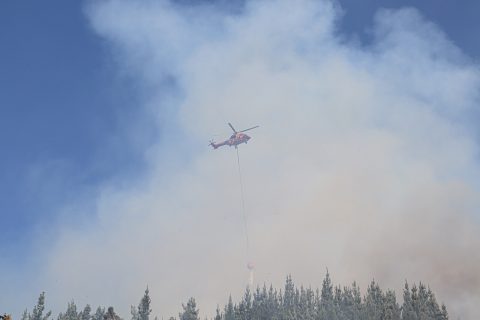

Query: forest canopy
<box><xmin>18</xmin><ymin>273</ymin><xmax>449</xmax><ymax>320</ymax></box>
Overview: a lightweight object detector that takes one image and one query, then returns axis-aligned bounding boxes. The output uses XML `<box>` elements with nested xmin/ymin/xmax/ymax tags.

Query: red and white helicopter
<box><xmin>209</xmin><ymin>123</ymin><xmax>259</xmax><ymax>149</ymax></box>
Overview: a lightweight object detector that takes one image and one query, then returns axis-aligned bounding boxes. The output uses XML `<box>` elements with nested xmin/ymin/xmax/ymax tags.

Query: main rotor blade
<box><xmin>228</xmin><ymin>122</ymin><xmax>237</xmax><ymax>133</ymax></box>
<box><xmin>240</xmin><ymin>125</ymin><xmax>259</xmax><ymax>132</ymax></box>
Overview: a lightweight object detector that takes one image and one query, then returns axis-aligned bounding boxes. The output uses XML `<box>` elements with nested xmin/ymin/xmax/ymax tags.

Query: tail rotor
<box><xmin>209</xmin><ymin>140</ymin><xmax>218</xmax><ymax>149</ymax></box>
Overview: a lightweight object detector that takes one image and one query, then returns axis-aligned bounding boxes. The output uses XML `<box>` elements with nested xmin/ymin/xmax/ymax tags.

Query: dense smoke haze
<box><xmin>6</xmin><ymin>0</ymin><xmax>480</xmax><ymax>319</ymax></box>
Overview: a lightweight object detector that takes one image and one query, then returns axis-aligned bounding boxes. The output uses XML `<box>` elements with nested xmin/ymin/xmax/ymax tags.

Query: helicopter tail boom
<box><xmin>209</xmin><ymin>140</ymin><xmax>219</xmax><ymax>149</ymax></box>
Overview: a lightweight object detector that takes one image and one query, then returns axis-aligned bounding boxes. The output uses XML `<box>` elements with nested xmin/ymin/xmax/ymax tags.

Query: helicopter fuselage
<box><xmin>210</xmin><ymin>133</ymin><xmax>251</xmax><ymax>149</ymax></box>
<box><xmin>210</xmin><ymin>123</ymin><xmax>258</xmax><ymax>149</ymax></box>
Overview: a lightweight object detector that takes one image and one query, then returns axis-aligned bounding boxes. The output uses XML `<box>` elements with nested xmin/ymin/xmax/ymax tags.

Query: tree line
<box><xmin>20</xmin><ymin>272</ymin><xmax>449</xmax><ymax>320</ymax></box>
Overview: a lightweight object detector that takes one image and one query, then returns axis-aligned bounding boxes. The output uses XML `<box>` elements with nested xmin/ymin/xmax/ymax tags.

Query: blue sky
<box><xmin>1</xmin><ymin>0</ymin><xmax>155</xmax><ymax>258</ymax></box>
<box><xmin>339</xmin><ymin>0</ymin><xmax>480</xmax><ymax>58</ymax></box>
<box><xmin>2</xmin><ymin>0</ymin><xmax>480</xmax><ymax>317</ymax></box>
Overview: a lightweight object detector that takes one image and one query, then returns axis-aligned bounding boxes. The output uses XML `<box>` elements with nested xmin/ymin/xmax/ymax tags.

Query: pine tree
<box><xmin>363</xmin><ymin>280</ymin><xmax>383</xmax><ymax>320</ymax></box>
<box><xmin>58</xmin><ymin>301</ymin><xmax>79</xmax><ymax>320</ymax></box>
<box><xmin>104</xmin><ymin>307</ymin><xmax>122</xmax><ymax>320</ymax></box>
<box><xmin>138</xmin><ymin>288</ymin><xmax>152</xmax><ymax>320</ymax></box>
<box><xmin>31</xmin><ymin>292</ymin><xmax>52</xmax><ymax>320</ymax></box>
<box><xmin>92</xmin><ymin>308</ymin><xmax>105</xmax><ymax>320</ymax></box>
<box><xmin>79</xmin><ymin>305</ymin><xmax>92</xmax><ymax>320</ymax></box>
<box><xmin>333</xmin><ymin>286</ymin><xmax>343</xmax><ymax>319</ymax></box>
<box><xmin>179</xmin><ymin>298</ymin><xmax>199</xmax><ymax>320</ymax></box>
<box><xmin>251</xmin><ymin>286</ymin><xmax>266</xmax><ymax>320</ymax></box>
<box><xmin>351</xmin><ymin>282</ymin><xmax>362</xmax><ymax>320</ymax></box>
<box><xmin>237</xmin><ymin>287</ymin><xmax>252</xmax><ymax>320</ymax></box>
<box><xmin>266</xmin><ymin>285</ymin><xmax>280</xmax><ymax>320</ymax></box>
<box><xmin>382</xmin><ymin>290</ymin><xmax>400</xmax><ymax>320</ymax></box>
<box><xmin>224</xmin><ymin>296</ymin><xmax>235</xmax><ymax>320</ymax></box>
<box><xmin>298</xmin><ymin>286</ymin><xmax>315</xmax><ymax>320</ymax></box>
<box><xmin>411</xmin><ymin>284</ymin><xmax>420</xmax><ymax>319</ymax></box>
<box><xmin>131</xmin><ymin>306</ymin><xmax>139</xmax><ymax>320</ymax></box>
<box><xmin>338</xmin><ymin>286</ymin><xmax>358</xmax><ymax>320</ymax></box>
<box><xmin>417</xmin><ymin>283</ymin><xmax>430</xmax><ymax>318</ymax></box>
<box><xmin>318</xmin><ymin>271</ymin><xmax>336</xmax><ymax>320</ymax></box>
<box><xmin>282</xmin><ymin>275</ymin><xmax>296</xmax><ymax>320</ymax></box>
<box><xmin>440</xmin><ymin>304</ymin><xmax>448</xmax><ymax>320</ymax></box>
<box><xmin>402</xmin><ymin>282</ymin><xmax>417</xmax><ymax>320</ymax></box>
<box><xmin>214</xmin><ymin>306</ymin><xmax>222</xmax><ymax>320</ymax></box>
<box><xmin>425</xmin><ymin>287</ymin><xmax>442</xmax><ymax>319</ymax></box>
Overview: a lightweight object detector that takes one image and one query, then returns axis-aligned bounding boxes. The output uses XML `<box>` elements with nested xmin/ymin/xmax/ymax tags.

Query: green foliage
<box><xmin>224</xmin><ymin>296</ymin><xmax>235</xmax><ymax>320</ymax></box>
<box><xmin>179</xmin><ymin>298</ymin><xmax>199</xmax><ymax>320</ymax></box>
<box><xmin>24</xmin><ymin>292</ymin><xmax>52</xmax><ymax>320</ymax></box>
<box><xmin>138</xmin><ymin>288</ymin><xmax>152</xmax><ymax>320</ymax></box>
<box><xmin>132</xmin><ymin>288</ymin><xmax>152</xmax><ymax>320</ymax></box>
<box><xmin>92</xmin><ymin>307</ymin><xmax>105</xmax><ymax>320</ymax></box>
<box><xmin>383</xmin><ymin>290</ymin><xmax>401</xmax><ymax>320</ymax></box>
<box><xmin>57</xmin><ymin>301</ymin><xmax>79</xmax><ymax>320</ymax></box>
<box><xmin>318</xmin><ymin>271</ymin><xmax>336</xmax><ymax>320</ymax></box>
<box><xmin>214</xmin><ymin>306</ymin><xmax>221</xmax><ymax>320</ymax></box>
<box><xmin>217</xmin><ymin>273</ymin><xmax>447</xmax><ymax>320</ymax></box>
<box><xmin>23</xmin><ymin>274</ymin><xmax>449</xmax><ymax>320</ymax></box>
<box><xmin>79</xmin><ymin>305</ymin><xmax>92</xmax><ymax>320</ymax></box>
<box><xmin>363</xmin><ymin>280</ymin><xmax>384</xmax><ymax>320</ymax></box>
<box><xmin>401</xmin><ymin>282</ymin><xmax>447</xmax><ymax>320</ymax></box>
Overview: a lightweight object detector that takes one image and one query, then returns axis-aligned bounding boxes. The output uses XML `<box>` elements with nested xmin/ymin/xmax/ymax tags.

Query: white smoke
<box><xmin>10</xmin><ymin>0</ymin><xmax>480</xmax><ymax>319</ymax></box>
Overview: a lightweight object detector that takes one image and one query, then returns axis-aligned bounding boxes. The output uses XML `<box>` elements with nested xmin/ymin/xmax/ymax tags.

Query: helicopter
<box><xmin>209</xmin><ymin>123</ymin><xmax>259</xmax><ymax>149</ymax></box>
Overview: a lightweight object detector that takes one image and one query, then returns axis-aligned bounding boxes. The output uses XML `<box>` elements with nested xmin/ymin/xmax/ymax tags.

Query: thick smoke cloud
<box><xmin>14</xmin><ymin>0</ymin><xmax>480</xmax><ymax>319</ymax></box>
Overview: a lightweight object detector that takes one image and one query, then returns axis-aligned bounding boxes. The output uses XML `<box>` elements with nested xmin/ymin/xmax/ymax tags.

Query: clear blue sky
<box><xmin>1</xmin><ymin>0</ymin><xmax>479</xmax><ymax>275</ymax></box>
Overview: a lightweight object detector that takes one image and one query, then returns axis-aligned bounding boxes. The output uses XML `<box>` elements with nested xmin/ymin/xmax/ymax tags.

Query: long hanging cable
<box><xmin>235</xmin><ymin>147</ymin><xmax>250</xmax><ymax>261</ymax></box>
